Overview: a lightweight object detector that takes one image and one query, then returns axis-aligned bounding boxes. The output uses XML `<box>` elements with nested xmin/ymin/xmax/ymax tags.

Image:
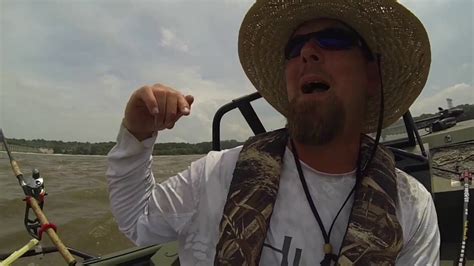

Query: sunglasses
<box><xmin>284</xmin><ymin>27</ymin><xmax>362</xmax><ymax>60</ymax></box>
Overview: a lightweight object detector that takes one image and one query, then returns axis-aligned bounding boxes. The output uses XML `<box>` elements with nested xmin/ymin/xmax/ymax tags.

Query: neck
<box><xmin>290</xmin><ymin>133</ymin><xmax>361</xmax><ymax>174</ymax></box>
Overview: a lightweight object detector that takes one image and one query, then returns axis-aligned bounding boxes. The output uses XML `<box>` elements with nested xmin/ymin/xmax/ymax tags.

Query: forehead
<box><xmin>292</xmin><ymin>18</ymin><xmax>352</xmax><ymax>36</ymax></box>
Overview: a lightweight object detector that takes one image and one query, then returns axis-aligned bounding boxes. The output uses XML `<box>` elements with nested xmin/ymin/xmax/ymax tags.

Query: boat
<box><xmin>1</xmin><ymin>92</ymin><xmax>472</xmax><ymax>265</ymax></box>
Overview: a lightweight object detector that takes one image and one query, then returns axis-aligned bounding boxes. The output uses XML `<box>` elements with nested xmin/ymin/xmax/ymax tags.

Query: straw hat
<box><xmin>238</xmin><ymin>0</ymin><xmax>431</xmax><ymax>133</ymax></box>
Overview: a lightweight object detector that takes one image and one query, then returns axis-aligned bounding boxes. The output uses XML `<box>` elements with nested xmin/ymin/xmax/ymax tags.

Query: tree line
<box><xmin>2</xmin><ymin>104</ymin><xmax>473</xmax><ymax>156</ymax></box>
<box><xmin>2</xmin><ymin>138</ymin><xmax>244</xmax><ymax>156</ymax></box>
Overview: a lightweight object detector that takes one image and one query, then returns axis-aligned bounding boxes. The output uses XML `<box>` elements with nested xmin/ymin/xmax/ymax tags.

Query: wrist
<box><xmin>122</xmin><ymin>119</ymin><xmax>155</xmax><ymax>141</ymax></box>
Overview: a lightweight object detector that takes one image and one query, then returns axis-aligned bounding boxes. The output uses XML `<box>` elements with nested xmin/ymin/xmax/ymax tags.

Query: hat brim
<box><xmin>238</xmin><ymin>0</ymin><xmax>431</xmax><ymax>133</ymax></box>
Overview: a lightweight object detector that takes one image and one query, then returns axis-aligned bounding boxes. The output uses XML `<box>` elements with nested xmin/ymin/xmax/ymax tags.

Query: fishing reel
<box><xmin>23</xmin><ymin>169</ymin><xmax>45</xmax><ymax>199</ymax></box>
<box><xmin>22</xmin><ymin>168</ymin><xmax>47</xmax><ymax>239</ymax></box>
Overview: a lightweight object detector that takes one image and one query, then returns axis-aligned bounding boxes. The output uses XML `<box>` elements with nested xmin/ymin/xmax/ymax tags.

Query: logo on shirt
<box><xmin>264</xmin><ymin>236</ymin><xmax>302</xmax><ymax>266</ymax></box>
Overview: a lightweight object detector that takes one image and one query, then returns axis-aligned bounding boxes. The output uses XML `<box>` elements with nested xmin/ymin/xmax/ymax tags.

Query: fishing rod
<box><xmin>0</xmin><ymin>129</ymin><xmax>76</xmax><ymax>266</ymax></box>
<box><xmin>434</xmin><ymin>165</ymin><xmax>472</xmax><ymax>265</ymax></box>
<box><xmin>458</xmin><ymin>170</ymin><xmax>472</xmax><ymax>266</ymax></box>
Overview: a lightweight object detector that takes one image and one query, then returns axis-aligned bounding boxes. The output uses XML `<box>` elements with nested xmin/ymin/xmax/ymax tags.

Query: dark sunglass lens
<box><xmin>316</xmin><ymin>28</ymin><xmax>357</xmax><ymax>49</ymax></box>
<box><xmin>285</xmin><ymin>28</ymin><xmax>359</xmax><ymax>59</ymax></box>
<box><xmin>318</xmin><ymin>38</ymin><xmax>353</xmax><ymax>49</ymax></box>
<box><xmin>285</xmin><ymin>37</ymin><xmax>307</xmax><ymax>59</ymax></box>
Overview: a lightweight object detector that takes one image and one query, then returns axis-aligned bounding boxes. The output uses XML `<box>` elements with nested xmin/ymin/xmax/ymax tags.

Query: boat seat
<box><xmin>388</xmin><ymin>147</ymin><xmax>432</xmax><ymax>194</ymax></box>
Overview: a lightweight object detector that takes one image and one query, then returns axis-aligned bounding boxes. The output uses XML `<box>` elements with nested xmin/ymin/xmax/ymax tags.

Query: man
<box><xmin>107</xmin><ymin>0</ymin><xmax>440</xmax><ymax>265</ymax></box>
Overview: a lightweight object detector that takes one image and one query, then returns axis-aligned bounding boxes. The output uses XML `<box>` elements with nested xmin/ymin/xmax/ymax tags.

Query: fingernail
<box><xmin>152</xmin><ymin>107</ymin><xmax>159</xmax><ymax>115</ymax></box>
<box><xmin>183</xmin><ymin>107</ymin><xmax>189</xmax><ymax>113</ymax></box>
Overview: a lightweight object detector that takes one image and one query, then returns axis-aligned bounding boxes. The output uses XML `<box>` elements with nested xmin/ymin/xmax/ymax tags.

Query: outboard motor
<box><xmin>431</xmin><ymin>117</ymin><xmax>457</xmax><ymax>132</ymax></box>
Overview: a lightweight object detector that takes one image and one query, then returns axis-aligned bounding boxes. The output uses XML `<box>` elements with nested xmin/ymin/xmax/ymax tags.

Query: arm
<box><xmin>395</xmin><ymin>173</ymin><xmax>440</xmax><ymax>265</ymax></box>
<box><xmin>107</xmin><ymin>125</ymin><xmax>205</xmax><ymax>245</ymax></box>
<box><xmin>107</xmin><ymin>83</ymin><xmax>197</xmax><ymax>245</ymax></box>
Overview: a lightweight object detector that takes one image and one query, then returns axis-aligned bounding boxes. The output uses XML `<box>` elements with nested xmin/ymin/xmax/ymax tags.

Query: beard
<box><xmin>286</xmin><ymin>94</ymin><xmax>346</xmax><ymax>146</ymax></box>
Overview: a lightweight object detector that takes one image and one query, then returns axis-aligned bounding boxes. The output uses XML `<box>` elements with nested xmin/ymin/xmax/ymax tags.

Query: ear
<box><xmin>366</xmin><ymin>60</ymin><xmax>381</xmax><ymax>97</ymax></box>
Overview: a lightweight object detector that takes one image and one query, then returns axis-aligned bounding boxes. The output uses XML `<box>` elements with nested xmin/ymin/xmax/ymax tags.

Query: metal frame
<box><xmin>212</xmin><ymin>92</ymin><xmax>426</xmax><ymax>153</ymax></box>
<box><xmin>212</xmin><ymin>92</ymin><xmax>265</xmax><ymax>151</ymax></box>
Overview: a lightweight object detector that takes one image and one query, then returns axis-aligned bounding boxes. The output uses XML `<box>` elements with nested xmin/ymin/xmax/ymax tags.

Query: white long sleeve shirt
<box><xmin>106</xmin><ymin>125</ymin><xmax>440</xmax><ymax>265</ymax></box>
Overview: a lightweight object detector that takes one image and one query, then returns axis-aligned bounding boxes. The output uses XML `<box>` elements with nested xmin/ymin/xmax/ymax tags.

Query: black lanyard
<box><xmin>290</xmin><ymin>139</ymin><xmax>358</xmax><ymax>266</ymax></box>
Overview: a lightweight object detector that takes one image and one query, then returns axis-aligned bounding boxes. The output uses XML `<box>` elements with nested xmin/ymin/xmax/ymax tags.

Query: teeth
<box><xmin>302</xmin><ymin>82</ymin><xmax>330</xmax><ymax>94</ymax></box>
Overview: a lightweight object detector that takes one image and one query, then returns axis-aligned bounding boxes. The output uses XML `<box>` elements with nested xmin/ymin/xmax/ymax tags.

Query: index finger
<box><xmin>140</xmin><ymin>86</ymin><xmax>159</xmax><ymax>115</ymax></box>
<box><xmin>177</xmin><ymin>94</ymin><xmax>191</xmax><ymax>115</ymax></box>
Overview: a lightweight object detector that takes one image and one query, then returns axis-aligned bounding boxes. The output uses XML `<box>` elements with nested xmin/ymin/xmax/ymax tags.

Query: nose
<box><xmin>299</xmin><ymin>39</ymin><xmax>323</xmax><ymax>64</ymax></box>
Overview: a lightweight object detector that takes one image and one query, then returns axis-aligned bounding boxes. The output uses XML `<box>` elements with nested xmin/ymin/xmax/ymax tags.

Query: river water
<box><xmin>0</xmin><ymin>151</ymin><xmax>203</xmax><ymax>265</ymax></box>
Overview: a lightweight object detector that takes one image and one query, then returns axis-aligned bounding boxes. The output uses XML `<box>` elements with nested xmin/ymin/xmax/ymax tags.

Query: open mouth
<box><xmin>302</xmin><ymin>82</ymin><xmax>330</xmax><ymax>94</ymax></box>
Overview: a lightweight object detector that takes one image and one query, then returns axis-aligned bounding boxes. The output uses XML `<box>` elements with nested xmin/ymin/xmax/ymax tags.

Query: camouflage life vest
<box><xmin>214</xmin><ymin>129</ymin><xmax>403</xmax><ymax>265</ymax></box>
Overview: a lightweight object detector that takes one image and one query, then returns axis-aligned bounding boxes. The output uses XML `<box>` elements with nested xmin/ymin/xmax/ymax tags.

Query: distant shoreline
<box><xmin>0</xmin><ymin>151</ymin><xmax>205</xmax><ymax>157</ymax></box>
<box><xmin>0</xmin><ymin>150</ymin><xmax>107</xmax><ymax>157</ymax></box>
<box><xmin>0</xmin><ymin>139</ymin><xmax>244</xmax><ymax>156</ymax></box>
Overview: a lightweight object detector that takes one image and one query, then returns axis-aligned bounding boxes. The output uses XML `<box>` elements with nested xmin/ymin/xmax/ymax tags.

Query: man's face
<box><xmin>285</xmin><ymin>18</ymin><xmax>378</xmax><ymax>145</ymax></box>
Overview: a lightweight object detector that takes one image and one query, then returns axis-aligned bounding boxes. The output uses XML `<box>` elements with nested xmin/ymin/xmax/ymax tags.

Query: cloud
<box><xmin>99</xmin><ymin>74</ymin><xmax>124</xmax><ymax>101</ymax></box>
<box><xmin>1</xmin><ymin>0</ymin><xmax>471</xmax><ymax>144</ymax></box>
<box><xmin>159</xmin><ymin>27</ymin><xmax>190</xmax><ymax>53</ymax></box>
<box><xmin>399</xmin><ymin>0</ymin><xmax>446</xmax><ymax>6</ymax></box>
<box><xmin>410</xmin><ymin>83</ymin><xmax>474</xmax><ymax>116</ymax></box>
<box><xmin>1</xmin><ymin>72</ymin><xmax>126</xmax><ymax>142</ymax></box>
<box><xmin>461</xmin><ymin>63</ymin><xmax>471</xmax><ymax>71</ymax></box>
<box><xmin>0</xmin><ymin>0</ymin><xmax>252</xmax><ymax>143</ymax></box>
<box><xmin>399</xmin><ymin>0</ymin><xmax>473</xmax><ymax>91</ymax></box>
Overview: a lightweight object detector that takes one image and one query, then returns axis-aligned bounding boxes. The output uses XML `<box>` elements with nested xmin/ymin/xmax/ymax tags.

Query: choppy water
<box><xmin>0</xmin><ymin>151</ymin><xmax>203</xmax><ymax>265</ymax></box>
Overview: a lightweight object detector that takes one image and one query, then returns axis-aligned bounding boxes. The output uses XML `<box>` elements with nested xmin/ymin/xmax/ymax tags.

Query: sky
<box><xmin>1</xmin><ymin>0</ymin><xmax>473</xmax><ymax>143</ymax></box>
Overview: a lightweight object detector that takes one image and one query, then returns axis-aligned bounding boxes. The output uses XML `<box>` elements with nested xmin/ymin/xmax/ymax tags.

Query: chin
<box><xmin>287</xmin><ymin>96</ymin><xmax>345</xmax><ymax>146</ymax></box>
